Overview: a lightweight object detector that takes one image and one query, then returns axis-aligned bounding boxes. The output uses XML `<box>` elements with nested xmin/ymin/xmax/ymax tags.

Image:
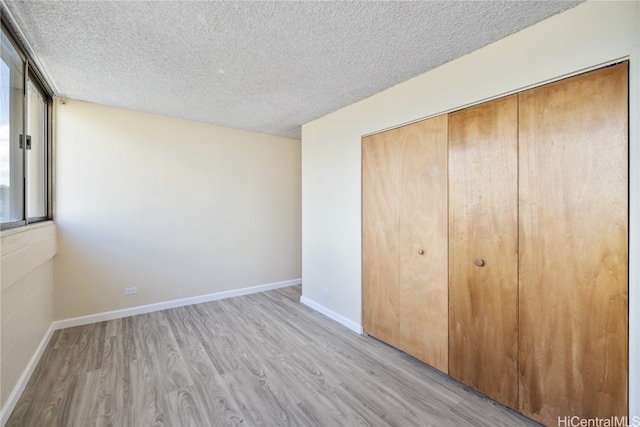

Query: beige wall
<box><xmin>55</xmin><ymin>101</ymin><xmax>301</xmax><ymax>319</ymax></box>
<box><xmin>301</xmin><ymin>0</ymin><xmax>639</xmax><ymax>417</ymax></box>
<box><xmin>1</xmin><ymin>222</ymin><xmax>56</xmax><ymax>409</ymax></box>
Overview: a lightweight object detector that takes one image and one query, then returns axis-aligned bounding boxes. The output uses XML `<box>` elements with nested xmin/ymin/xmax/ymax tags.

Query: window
<box><xmin>1</xmin><ymin>22</ymin><xmax>52</xmax><ymax>229</ymax></box>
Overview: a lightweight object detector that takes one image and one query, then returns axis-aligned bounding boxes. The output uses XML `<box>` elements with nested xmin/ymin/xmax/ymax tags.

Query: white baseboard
<box><xmin>53</xmin><ymin>278</ymin><xmax>302</xmax><ymax>330</ymax></box>
<box><xmin>1</xmin><ymin>279</ymin><xmax>300</xmax><ymax>426</ymax></box>
<box><xmin>300</xmin><ymin>295</ymin><xmax>363</xmax><ymax>334</ymax></box>
<box><xmin>1</xmin><ymin>324</ymin><xmax>55</xmax><ymax>427</ymax></box>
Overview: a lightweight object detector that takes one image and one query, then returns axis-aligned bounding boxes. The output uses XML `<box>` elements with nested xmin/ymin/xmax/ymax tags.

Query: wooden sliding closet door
<box><xmin>518</xmin><ymin>63</ymin><xmax>628</xmax><ymax>425</ymax></box>
<box><xmin>448</xmin><ymin>95</ymin><xmax>519</xmax><ymax>408</ymax></box>
<box><xmin>363</xmin><ymin>127</ymin><xmax>401</xmax><ymax>348</ymax></box>
<box><xmin>362</xmin><ymin>115</ymin><xmax>448</xmax><ymax>372</ymax></box>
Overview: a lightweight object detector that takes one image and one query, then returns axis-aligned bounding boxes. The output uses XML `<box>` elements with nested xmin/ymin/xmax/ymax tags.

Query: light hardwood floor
<box><xmin>7</xmin><ymin>286</ymin><xmax>540</xmax><ymax>426</ymax></box>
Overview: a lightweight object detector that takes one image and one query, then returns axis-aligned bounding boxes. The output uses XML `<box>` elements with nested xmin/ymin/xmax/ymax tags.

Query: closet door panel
<box><xmin>362</xmin><ymin>115</ymin><xmax>449</xmax><ymax>370</ymax></box>
<box><xmin>448</xmin><ymin>95</ymin><xmax>519</xmax><ymax>408</ymax></box>
<box><xmin>398</xmin><ymin>115</ymin><xmax>448</xmax><ymax>372</ymax></box>
<box><xmin>518</xmin><ymin>63</ymin><xmax>628</xmax><ymax>425</ymax></box>
<box><xmin>362</xmin><ymin>133</ymin><xmax>401</xmax><ymax>347</ymax></box>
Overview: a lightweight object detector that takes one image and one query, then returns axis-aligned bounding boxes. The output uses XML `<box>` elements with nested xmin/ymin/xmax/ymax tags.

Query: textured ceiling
<box><xmin>3</xmin><ymin>1</ymin><xmax>580</xmax><ymax>139</ymax></box>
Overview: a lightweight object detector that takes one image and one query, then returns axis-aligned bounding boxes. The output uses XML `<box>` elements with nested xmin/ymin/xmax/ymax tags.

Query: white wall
<box><xmin>1</xmin><ymin>222</ymin><xmax>55</xmax><ymax>413</ymax></box>
<box><xmin>301</xmin><ymin>0</ymin><xmax>639</xmax><ymax>417</ymax></box>
<box><xmin>55</xmin><ymin>100</ymin><xmax>301</xmax><ymax>319</ymax></box>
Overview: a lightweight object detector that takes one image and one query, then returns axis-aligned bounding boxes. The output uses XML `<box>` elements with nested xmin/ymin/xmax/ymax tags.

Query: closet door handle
<box><xmin>418</xmin><ymin>249</ymin><xmax>425</xmax><ymax>255</ymax></box>
<box><xmin>475</xmin><ymin>258</ymin><xmax>485</xmax><ymax>267</ymax></box>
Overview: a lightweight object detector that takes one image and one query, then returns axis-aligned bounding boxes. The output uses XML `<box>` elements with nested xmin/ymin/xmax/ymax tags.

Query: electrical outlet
<box><xmin>322</xmin><ymin>287</ymin><xmax>329</xmax><ymax>294</ymax></box>
<box><xmin>124</xmin><ymin>286</ymin><xmax>137</xmax><ymax>295</ymax></box>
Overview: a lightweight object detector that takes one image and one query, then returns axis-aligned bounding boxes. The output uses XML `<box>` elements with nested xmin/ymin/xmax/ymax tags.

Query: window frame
<box><xmin>1</xmin><ymin>18</ymin><xmax>54</xmax><ymax>230</ymax></box>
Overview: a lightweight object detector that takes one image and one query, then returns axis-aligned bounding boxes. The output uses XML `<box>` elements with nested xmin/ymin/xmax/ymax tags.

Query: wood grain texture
<box><xmin>448</xmin><ymin>95</ymin><xmax>519</xmax><ymax>408</ymax></box>
<box><xmin>362</xmin><ymin>115</ymin><xmax>449</xmax><ymax>372</ymax></box>
<box><xmin>362</xmin><ymin>130</ymin><xmax>401</xmax><ymax>348</ymax></box>
<box><xmin>398</xmin><ymin>115</ymin><xmax>449</xmax><ymax>371</ymax></box>
<box><xmin>6</xmin><ymin>286</ymin><xmax>540</xmax><ymax>427</ymax></box>
<box><xmin>518</xmin><ymin>62</ymin><xmax>628</xmax><ymax>425</ymax></box>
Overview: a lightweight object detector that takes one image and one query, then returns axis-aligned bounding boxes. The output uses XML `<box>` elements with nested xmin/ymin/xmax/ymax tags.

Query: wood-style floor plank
<box><xmin>7</xmin><ymin>285</ymin><xmax>540</xmax><ymax>426</ymax></box>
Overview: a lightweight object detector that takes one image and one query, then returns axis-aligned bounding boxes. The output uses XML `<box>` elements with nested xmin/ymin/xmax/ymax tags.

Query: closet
<box><xmin>448</xmin><ymin>95</ymin><xmax>519</xmax><ymax>409</ymax></box>
<box><xmin>361</xmin><ymin>62</ymin><xmax>628</xmax><ymax>426</ymax></box>
<box><xmin>362</xmin><ymin>115</ymin><xmax>449</xmax><ymax>372</ymax></box>
<box><xmin>518</xmin><ymin>63</ymin><xmax>628</xmax><ymax>424</ymax></box>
